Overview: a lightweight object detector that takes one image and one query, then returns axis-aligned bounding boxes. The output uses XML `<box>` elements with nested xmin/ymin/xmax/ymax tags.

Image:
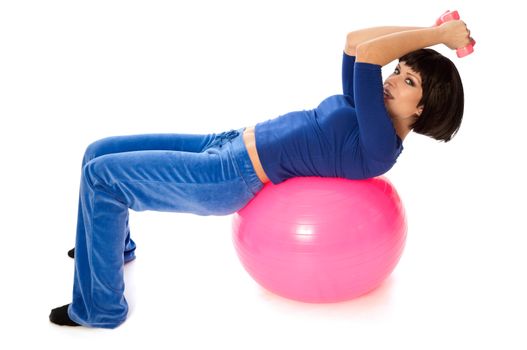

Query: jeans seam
<box><xmin>228</xmin><ymin>143</ymin><xmax>256</xmax><ymax>195</ymax></box>
<box><xmin>118</xmin><ymin>178</ymin><xmax>241</xmax><ymax>186</ymax></box>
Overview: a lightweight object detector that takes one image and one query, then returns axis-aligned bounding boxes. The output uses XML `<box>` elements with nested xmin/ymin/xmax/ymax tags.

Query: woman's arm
<box><xmin>342</xmin><ymin>26</ymin><xmax>424</xmax><ymax>102</ymax></box>
<box><xmin>345</xmin><ymin>26</ymin><xmax>422</xmax><ymax>56</ymax></box>
<box><xmin>355</xmin><ymin>21</ymin><xmax>471</xmax><ymax>66</ymax></box>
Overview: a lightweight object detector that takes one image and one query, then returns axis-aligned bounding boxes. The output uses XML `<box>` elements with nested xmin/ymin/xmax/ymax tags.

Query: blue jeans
<box><xmin>67</xmin><ymin>127</ymin><xmax>264</xmax><ymax>328</ymax></box>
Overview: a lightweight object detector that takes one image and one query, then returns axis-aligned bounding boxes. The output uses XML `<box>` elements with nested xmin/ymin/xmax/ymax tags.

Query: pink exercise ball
<box><xmin>232</xmin><ymin>176</ymin><xmax>407</xmax><ymax>303</ymax></box>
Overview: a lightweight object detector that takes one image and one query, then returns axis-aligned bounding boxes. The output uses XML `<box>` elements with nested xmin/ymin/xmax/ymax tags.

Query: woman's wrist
<box><xmin>432</xmin><ymin>25</ymin><xmax>444</xmax><ymax>44</ymax></box>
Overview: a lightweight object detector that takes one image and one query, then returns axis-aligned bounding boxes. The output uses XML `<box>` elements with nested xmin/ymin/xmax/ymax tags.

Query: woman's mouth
<box><xmin>383</xmin><ymin>88</ymin><xmax>393</xmax><ymax>99</ymax></box>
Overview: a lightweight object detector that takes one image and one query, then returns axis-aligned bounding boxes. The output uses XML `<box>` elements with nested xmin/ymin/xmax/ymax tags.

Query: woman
<box><xmin>50</xmin><ymin>19</ymin><xmax>472</xmax><ymax>328</ymax></box>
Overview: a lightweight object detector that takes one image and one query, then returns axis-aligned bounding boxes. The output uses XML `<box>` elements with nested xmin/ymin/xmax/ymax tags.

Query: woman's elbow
<box><xmin>355</xmin><ymin>43</ymin><xmax>378</xmax><ymax>64</ymax></box>
<box><xmin>345</xmin><ymin>32</ymin><xmax>358</xmax><ymax>56</ymax></box>
<box><xmin>355</xmin><ymin>43</ymin><xmax>368</xmax><ymax>61</ymax></box>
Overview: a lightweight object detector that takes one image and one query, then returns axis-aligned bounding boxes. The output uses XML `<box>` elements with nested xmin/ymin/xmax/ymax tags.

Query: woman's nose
<box><xmin>387</xmin><ymin>76</ymin><xmax>402</xmax><ymax>87</ymax></box>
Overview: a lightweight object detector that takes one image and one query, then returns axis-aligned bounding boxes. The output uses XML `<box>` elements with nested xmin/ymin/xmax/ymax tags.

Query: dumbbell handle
<box><xmin>436</xmin><ymin>10</ymin><xmax>475</xmax><ymax>58</ymax></box>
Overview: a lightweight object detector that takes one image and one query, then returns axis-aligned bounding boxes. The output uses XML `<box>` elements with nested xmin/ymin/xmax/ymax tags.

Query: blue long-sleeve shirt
<box><xmin>254</xmin><ymin>52</ymin><xmax>403</xmax><ymax>184</ymax></box>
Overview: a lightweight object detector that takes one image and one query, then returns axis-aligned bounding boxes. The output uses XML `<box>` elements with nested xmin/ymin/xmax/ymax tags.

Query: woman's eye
<box><xmin>394</xmin><ymin>68</ymin><xmax>400</xmax><ymax>74</ymax></box>
<box><xmin>405</xmin><ymin>78</ymin><xmax>414</xmax><ymax>86</ymax></box>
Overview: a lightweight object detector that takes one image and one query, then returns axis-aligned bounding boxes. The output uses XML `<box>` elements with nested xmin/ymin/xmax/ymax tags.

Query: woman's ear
<box><xmin>415</xmin><ymin>105</ymin><xmax>424</xmax><ymax>117</ymax></box>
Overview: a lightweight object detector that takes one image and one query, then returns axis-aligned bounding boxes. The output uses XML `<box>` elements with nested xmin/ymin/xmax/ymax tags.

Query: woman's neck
<box><xmin>392</xmin><ymin>117</ymin><xmax>413</xmax><ymax>141</ymax></box>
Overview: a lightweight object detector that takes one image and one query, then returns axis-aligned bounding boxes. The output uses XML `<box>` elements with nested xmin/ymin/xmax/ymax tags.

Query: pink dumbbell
<box><xmin>436</xmin><ymin>10</ymin><xmax>475</xmax><ymax>58</ymax></box>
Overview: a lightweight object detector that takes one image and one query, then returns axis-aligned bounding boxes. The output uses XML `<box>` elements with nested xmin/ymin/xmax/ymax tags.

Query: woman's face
<box><xmin>383</xmin><ymin>61</ymin><xmax>423</xmax><ymax>121</ymax></box>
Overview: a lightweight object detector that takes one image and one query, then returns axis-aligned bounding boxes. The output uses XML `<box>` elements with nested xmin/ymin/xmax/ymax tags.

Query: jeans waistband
<box><xmin>228</xmin><ymin>127</ymin><xmax>264</xmax><ymax>195</ymax></box>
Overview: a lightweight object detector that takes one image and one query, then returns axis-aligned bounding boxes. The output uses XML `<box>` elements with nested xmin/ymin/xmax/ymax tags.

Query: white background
<box><xmin>1</xmin><ymin>0</ymin><xmax>526</xmax><ymax>348</ymax></box>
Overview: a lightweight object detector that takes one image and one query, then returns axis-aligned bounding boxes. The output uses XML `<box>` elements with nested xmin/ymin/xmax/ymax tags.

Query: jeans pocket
<box><xmin>208</xmin><ymin>129</ymin><xmax>240</xmax><ymax>149</ymax></box>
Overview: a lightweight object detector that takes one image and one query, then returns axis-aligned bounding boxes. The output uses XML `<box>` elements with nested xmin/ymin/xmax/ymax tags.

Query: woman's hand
<box><xmin>438</xmin><ymin>20</ymin><xmax>472</xmax><ymax>50</ymax></box>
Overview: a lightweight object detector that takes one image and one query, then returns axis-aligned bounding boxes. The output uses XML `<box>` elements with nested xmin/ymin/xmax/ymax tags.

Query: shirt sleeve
<box><xmin>353</xmin><ymin>62</ymin><xmax>401</xmax><ymax>161</ymax></box>
<box><xmin>341</xmin><ymin>51</ymin><xmax>356</xmax><ymax>106</ymax></box>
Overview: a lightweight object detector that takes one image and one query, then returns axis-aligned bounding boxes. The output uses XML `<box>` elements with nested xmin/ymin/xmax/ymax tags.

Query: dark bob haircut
<box><xmin>399</xmin><ymin>48</ymin><xmax>464</xmax><ymax>142</ymax></box>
